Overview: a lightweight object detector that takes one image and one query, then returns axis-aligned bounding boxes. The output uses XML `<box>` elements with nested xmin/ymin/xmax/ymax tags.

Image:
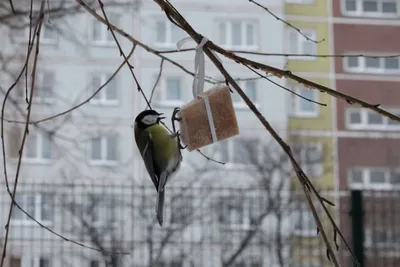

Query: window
<box><xmin>9</xmin><ymin>257</ymin><xmax>21</xmax><ymax>267</ymax></box>
<box><xmin>16</xmin><ymin>70</ymin><xmax>55</xmax><ymax>104</ymax></box>
<box><xmin>365</xmin><ymin>228</ymin><xmax>400</xmax><ymax>250</ymax></box>
<box><xmin>232</xmin><ymin>80</ymin><xmax>258</xmax><ymax>105</ymax></box>
<box><xmin>90</xmin><ymin>134</ymin><xmax>118</xmax><ymax>164</ymax></box>
<box><xmin>90</xmin><ymin>260</ymin><xmax>100</xmax><ymax>267</ymax></box>
<box><xmin>293</xmin><ymin>202</ymin><xmax>320</xmax><ymax>236</ymax></box>
<box><xmin>286</xmin><ymin>28</ymin><xmax>317</xmax><ymax>59</ymax></box>
<box><xmin>344</xmin><ymin>56</ymin><xmax>400</xmax><ymax>74</ymax></box>
<box><xmin>90</xmin><ymin>13</ymin><xmax>119</xmax><ymax>45</ymax></box>
<box><xmin>349</xmin><ymin>167</ymin><xmax>400</xmax><ymax>189</ymax></box>
<box><xmin>342</xmin><ymin>0</ymin><xmax>399</xmax><ymax>17</ymax></box>
<box><xmin>346</xmin><ymin>108</ymin><xmax>400</xmax><ymax>130</ymax></box>
<box><xmin>290</xmin><ymin>87</ymin><xmax>319</xmax><ymax>117</ymax></box>
<box><xmin>12</xmin><ymin>192</ymin><xmax>53</xmax><ymax>225</ymax></box>
<box><xmin>214</xmin><ymin>137</ymin><xmax>260</xmax><ymax>165</ymax></box>
<box><xmin>24</xmin><ymin>131</ymin><xmax>52</xmax><ymax>161</ymax></box>
<box><xmin>90</xmin><ymin>73</ymin><xmax>118</xmax><ymax>105</ymax></box>
<box><xmin>11</xmin><ymin>20</ymin><xmax>57</xmax><ymax>44</ymax></box>
<box><xmin>155</xmin><ymin>18</ymin><xmax>186</xmax><ymax>47</ymax></box>
<box><xmin>292</xmin><ymin>142</ymin><xmax>323</xmax><ymax>177</ymax></box>
<box><xmin>218</xmin><ymin>20</ymin><xmax>257</xmax><ymax>49</ymax></box>
<box><xmin>170</xmin><ymin>194</ymin><xmax>193</xmax><ymax>226</ymax></box>
<box><xmin>156</xmin><ymin>260</ymin><xmax>183</xmax><ymax>267</ymax></box>
<box><xmin>217</xmin><ymin>195</ymin><xmax>244</xmax><ymax>226</ymax></box>
<box><xmin>286</xmin><ymin>0</ymin><xmax>313</xmax><ymax>3</ymax></box>
<box><xmin>86</xmin><ymin>194</ymin><xmax>117</xmax><ymax>225</ymax></box>
<box><xmin>156</xmin><ymin>76</ymin><xmax>183</xmax><ymax>105</ymax></box>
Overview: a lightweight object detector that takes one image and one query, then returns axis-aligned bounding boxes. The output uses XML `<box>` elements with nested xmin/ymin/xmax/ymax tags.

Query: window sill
<box><xmin>89</xmin><ymin>100</ymin><xmax>119</xmax><ymax>106</ymax></box>
<box><xmin>344</xmin><ymin>68</ymin><xmax>400</xmax><ymax>75</ymax></box>
<box><xmin>346</xmin><ymin>124</ymin><xmax>400</xmax><ymax>131</ymax></box>
<box><xmin>89</xmin><ymin>160</ymin><xmax>118</xmax><ymax>167</ymax></box>
<box><xmin>223</xmin><ymin>45</ymin><xmax>259</xmax><ymax>52</ymax></box>
<box><xmin>20</xmin><ymin>158</ymin><xmax>52</xmax><ymax>165</ymax></box>
<box><xmin>233</xmin><ymin>102</ymin><xmax>259</xmax><ymax>110</ymax></box>
<box><xmin>11</xmin><ymin>220</ymin><xmax>52</xmax><ymax>227</ymax></box>
<box><xmin>293</xmin><ymin>230</ymin><xmax>318</xmax><ymax>237</ymax></box>
<box><xmin>290</xmin><ymin>112</ymin><xmax>319</xmax><ymax>119</ymax></box>
<box><xmin>153</xmin><ymin>100</ymin><xmax>185</xmax><ymax>108</ymax></box>
<box><xmin>90</xmin><ymin>41</ymin><xmax>116</xmax><ymax>47</ymax></box>
<box><xmin>13</xmin><ymin>38</ymin><xmax>57</xmax><ymax>45</ymax></box>
<box><xmin>154</xmin><ymin>42</ymin><xmax>182</xmax><ymax>50</ymax></box>
<box><xmin>342</xmin><ymin>11</ymin><xmax>400</xmax><ymax>19</ymax></box>
<box><xmin>287</xmin><ymin>56</ymin><xmax>317</xmax><ymax>61</ymax></box>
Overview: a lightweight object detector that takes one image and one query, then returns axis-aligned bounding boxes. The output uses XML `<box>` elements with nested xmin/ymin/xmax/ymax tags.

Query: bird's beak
<box><xmin>157</xmin><ymin>113</ymin><xmax>166</xmax><ymax>120</ymax></box>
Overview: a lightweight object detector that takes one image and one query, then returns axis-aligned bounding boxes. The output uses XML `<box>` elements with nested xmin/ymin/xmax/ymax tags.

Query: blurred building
<box><xmin>331</xmin><ymin>0</ymin><xmax>400</xmax><ymax>266</ymax></box>
<box><xmin>284</xmin><ymin>0</ymin><xmax>337</xmax><ymax>266</ymax></box>
<box><xmin>0</xmin><ymin>0</ymin><xmax>309</xmax><ymax>267</ymax></box>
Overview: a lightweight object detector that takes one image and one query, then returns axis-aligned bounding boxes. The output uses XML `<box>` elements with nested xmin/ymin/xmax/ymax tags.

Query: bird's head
<box><xmin>134</xmin><ymin>109</ymin><xmax>166</xmax><ymax>129</ymax></box>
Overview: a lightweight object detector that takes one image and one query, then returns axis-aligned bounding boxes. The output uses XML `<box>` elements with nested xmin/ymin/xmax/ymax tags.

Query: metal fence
<box><xmin>1</xmin><ymin>182</ymin><xmax>399</xmax><ymax>267</ymax></box>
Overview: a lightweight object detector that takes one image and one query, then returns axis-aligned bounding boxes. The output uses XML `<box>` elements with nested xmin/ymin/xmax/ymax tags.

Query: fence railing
<box><xmin>1</xmin><ymin>183</ymin><xmax>400</xmax><ymax>267</ymax></box>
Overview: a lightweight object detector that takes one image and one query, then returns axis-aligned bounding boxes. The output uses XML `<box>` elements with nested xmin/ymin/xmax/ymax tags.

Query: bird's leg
<box><xmin>171</xmin><ymin>107</ymin><xmax>187</xmax><ymax>150</ymax></box>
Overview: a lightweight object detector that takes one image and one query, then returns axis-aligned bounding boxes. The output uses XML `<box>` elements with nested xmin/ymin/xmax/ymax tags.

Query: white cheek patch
<box><xmin>142</xmin><ymin>114</ymin><xmax>158</xmax><ymax>124</ymax></box>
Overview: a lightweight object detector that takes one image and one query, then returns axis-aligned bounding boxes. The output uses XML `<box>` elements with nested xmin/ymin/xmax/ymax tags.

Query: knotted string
<box><xmin>176</xmin><ymin>36</ymin><xmax>220</xmax><ymax>143</ymax></box>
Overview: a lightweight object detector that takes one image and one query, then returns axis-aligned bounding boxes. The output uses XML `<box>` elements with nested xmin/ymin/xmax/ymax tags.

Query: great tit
<box><xmin>134</xmin><ymin>109</ymin><xmax>183</xmax><ymax>226</ymax></box>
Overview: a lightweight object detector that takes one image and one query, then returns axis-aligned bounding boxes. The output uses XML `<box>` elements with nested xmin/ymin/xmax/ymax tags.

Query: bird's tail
<box><xmin>156</xmin><ymin>172</ymin><xmax>167</xmax><ymax>227</ymax></box>
<box><xmin>156</xmin><ymin>189</ymin><xmax>165</xmax><ymax>226</ymax></box>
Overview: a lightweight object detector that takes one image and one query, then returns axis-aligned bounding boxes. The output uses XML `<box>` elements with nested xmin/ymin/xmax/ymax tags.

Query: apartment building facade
<box><xmin>332</xmin><ymin>0</ymin><xmax>400</xmax><ymax>266</ymax></box>
<box><xmin>0</xmin><ymin>0</ymin><xmax>300</xmax><ymax>267</ymax></box>
<box><xmin>284</xmin><ymin>0</ymin><xmax>337</xmax><ymax>266</ymax></box>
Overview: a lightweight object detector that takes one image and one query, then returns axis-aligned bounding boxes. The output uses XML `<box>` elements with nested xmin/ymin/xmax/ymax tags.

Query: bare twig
<box><xmin>149</xmin><ymin>59</ymin><xmax>164</xmax><ymax>104</ymax></box>
<box><xmin>1</xmin><ymin>1</ymin><xmax>46</xmax><ymax>265</ymax></box>
<box><xmin>245</xmin><ymin>65</ymin><xmax>327</xmax><ymax>107</ymax></box>
<box><xmin>248</xmin><ymin>0</ymin><xmax>324</xmax><ymax>44</ymax></box>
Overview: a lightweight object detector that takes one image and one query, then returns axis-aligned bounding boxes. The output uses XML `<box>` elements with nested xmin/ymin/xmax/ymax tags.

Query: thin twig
<box><xmin>8</xmin><ymin>0</ymin><xmax>15</xmax><ymax>14</ymax></box>
<box><xmin>245</xmin><ymin>65</ymin><xmax>326</xmax><ymax>107</ymax></box>
<box><xmin>1</xmin><ymin>1</ymin><xmax>46</xmax><ymax>265</ymax></box>
<box><xmin>156</xmin><ymin>48</ymin><xmax>400</xmax><ymax>59</ymax></box>
<box><xmin>149</xmin><ymin>59</ymin><xmax>164</xmax><ymax>104</ymax></box>
<box><xmin>97</xmin><ymin>0</ymin><xmax>151</xmax><ymax>109</ymax></box>
<box><xmin>248</xmin><ymin>0</ymin><xmax>324</xmax><ymax>44</ymax></box>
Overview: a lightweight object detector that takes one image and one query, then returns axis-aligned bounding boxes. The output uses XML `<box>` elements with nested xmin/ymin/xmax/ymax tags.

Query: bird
<box><xmin>133</xmin><ymin>109</ymin><xmax>183</xmax><ymax>226</ymax></box>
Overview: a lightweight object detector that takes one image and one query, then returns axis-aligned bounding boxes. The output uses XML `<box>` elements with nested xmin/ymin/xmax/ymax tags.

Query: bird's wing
<box><xmin>138</xmin><ymin>130</ymin><xmax>160</xmax><ymax>191</ymax></box>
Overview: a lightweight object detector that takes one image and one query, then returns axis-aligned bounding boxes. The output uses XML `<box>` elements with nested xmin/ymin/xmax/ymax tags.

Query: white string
<box><xmin>176</xmin><ymin>36</ymin><xmax>221</xmax><ymax>143</ymax></box>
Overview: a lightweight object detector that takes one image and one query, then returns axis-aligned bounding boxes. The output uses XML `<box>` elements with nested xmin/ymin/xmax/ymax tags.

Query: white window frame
<box><xmin>217</xmin><ymin>19</ymin><xmax>258</xmax><ymax>50</ymax></box>
<box><xmin>154</xmin><ymin>18</ymin><xmax>186</xmax><ymax>48</ymax></box>
<box><xmin>285</xmin><ymin>0</ymin><xmax>314</xmax><ymax>3</ymax></box>
<box><xmin>156</xmin><ymin>76</ymin><xmax>184</xmax><ymax>107</ymax></box>
<box><xmin>344</xmin><ymin>55</ymin><xmax>400</xmax><ymax>74</ymax></box>
<box><xmin>89</xmin><ymin>73</ymin><xmax>118</xmax><ymax>105</ymax></box>
<box><xmin>11</xmin><ymin>193</ymin><xmax>53</xmax><ymax>226</ymax></box>
<box><xmin>168</xmin><ymin>193</ymin><xmax>193</xmax><ymax>228</ymax></box>
<box><xmin>346</xmin><ymin>107</ymin><xmax>400</xmax><ymax>131</ymax></box>
<box><xmin>216</xmin><ymin>194</ymin><xmax>246</xmax><ymax>229</ymax></box>
<box><xmin>341</xmin><ymin>0</ymin><xmax>400</xmax><ymax>18</ymax></box>
<box><xmin>213</xmin><ymin>137</ymin><xmax>261</xmax><ymax>168</ymax></box>
<box><xmin>286</xmin><ymin>28</ymin><xmax>317</xmax><ymax>60</ymax></box>
<box><xmin>292</xmin><ymin>202</ymin><xmax>320</xmax><ymax>236</ymax></box>
<box><xmin>89</xmin><ymin>13</ymin><xmax>119</xmax><ymax>46</ymax></box>
<box><xmin>232</xmin><ymin>80</ymin><xmax>258</xmax><ymax>108</ymax></box>
<box><xmin>365</xmin><ymin>228</ymin><xmax>400</xmax><ymax>250</ymax></box>
<box><xmin>348</xmin><ymin>167</ymin><xmax>400</xmax><ymax>190</ymax></box>
<box><xmin>23</xmin><ymin>132</ymin><xmax>52</xmax><ymax>163</ymax></box>
<box><xmin>292</xmin><ymin>142</ymin><xmax>324</xmax><ymax>178</ymax></box>
<box><xmin>89</xmin><ymin>134</ymin><xmax>118</xmax><ymax>166</ymax></box>
<box><xmin>16</xmin><ymin>70</ymin><xmax>55</xmax><ymax>104</ymax></box>
<box><xmin>290</xmin><ymin>87</ymin><xmax>320</xmax><ymax>118</ymax></box>
<box><xmin>11</xmin><ymin>21</ymin><xmax>57</xmax><ymax>44</ymax></box>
